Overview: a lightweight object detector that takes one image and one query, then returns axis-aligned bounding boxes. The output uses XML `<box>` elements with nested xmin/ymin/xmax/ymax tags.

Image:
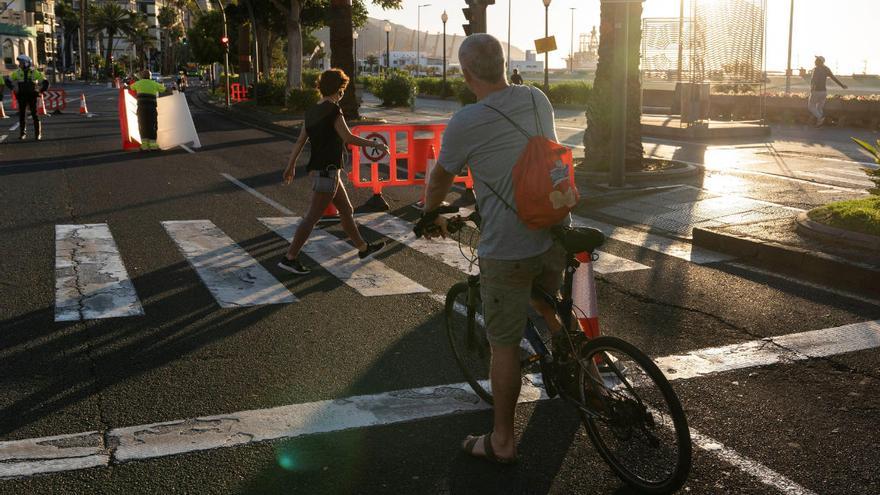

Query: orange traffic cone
<box><xmin>79</xmin><ymin>92</ymin><xmax>89</xmax><ymax>115</ymax></box>
<box><xmin>37</xmin><ymin>95</ymin><xmax>47</xmax><ymax>116</ymax></box>
<box><xmin>317</xmin><ymin>202</ymin><xmax>341</xmax><ymax>224</ymax></box>
<box><xmin>0</xmin><ymin>99</ymin><xmax>7</xmax><ymax>119</ymax></box>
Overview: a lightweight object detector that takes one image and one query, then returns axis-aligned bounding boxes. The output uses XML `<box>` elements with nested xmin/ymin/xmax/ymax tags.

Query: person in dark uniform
<box><xmin>510</xmin><ymin>68</ymin><xmax>524</xmax><ymax>85</ymax></box>
<box><xmin>277</xmin><ymin>68</ymin><xmax>389</xmax><ymax>275</ymax></box>
<box><xmin>130</xmin><ymin>69</ymin><xmax>167</xmax><ymax>150</ymax></box>
<box><xmin>4</xmin><ymin>54</ymin><xmax>49</xmax><ymax>140</ymax></box>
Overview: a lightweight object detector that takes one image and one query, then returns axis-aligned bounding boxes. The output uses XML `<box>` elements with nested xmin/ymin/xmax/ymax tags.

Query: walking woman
<box><xmin>279</xmin><ymin>68</ymin><xmax>389</xmax><ymax>275</ymax></box>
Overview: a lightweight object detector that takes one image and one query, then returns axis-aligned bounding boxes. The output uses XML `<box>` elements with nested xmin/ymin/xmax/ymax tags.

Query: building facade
<box><xmin>1</xmin><ymin>0</ymin><xmax>56</xmax><ymax>77</ymax></box>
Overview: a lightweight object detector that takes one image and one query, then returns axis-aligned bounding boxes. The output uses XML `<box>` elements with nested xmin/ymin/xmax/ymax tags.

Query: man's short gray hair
<box><xmin>459</xmin><ymin>34</ymin><xmax>505</xmax><ymax>83</ymax></box>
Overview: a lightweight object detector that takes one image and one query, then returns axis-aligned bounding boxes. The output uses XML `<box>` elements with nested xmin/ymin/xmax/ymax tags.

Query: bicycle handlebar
<box><xmin>413</xmin><ymin>210</ymin><xmax>481</xmax><ymax>238</ymax></box>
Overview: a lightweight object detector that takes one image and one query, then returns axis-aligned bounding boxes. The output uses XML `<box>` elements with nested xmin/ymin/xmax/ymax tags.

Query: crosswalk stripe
<box><xmin>572</xmin><ymin>214</ymin><xmax>735</xmax><ymax>265</ymax></box>
<box><xmin>358</xmin><ymin>212</ymin><xmax>649</xmax><ymax>275</ymax></box>
<box><xmin>358</xmin><ymin>212</ymin><xmax>480</xmax><ymax>275</ymax></box>
<box><xmin>819</xmin><ymin>167</ymin><xmax>873</xmax><ymax>178</ymax></box>
<box><xmin>796</xmin><ymin>171</ymin><xmax>872</xmax><ymax>187</ymax></box>
<box><xmin>55</xmin><ymin>224</ymin><xmax>144</xmax><ymax>322</ymax></box>
<box><xmin>260</xmin><ymin>217</ymin><xmax>431</xmax><ymax>297</ymax></box>
<box><xmin>162</xmin><ymin>220</ymin><xmax>296</xmax><ymax>307</ymax></box>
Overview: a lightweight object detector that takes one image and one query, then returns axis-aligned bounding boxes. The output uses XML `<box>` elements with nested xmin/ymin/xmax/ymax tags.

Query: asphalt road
<box><xmin>1</xmin><ymin>84</ymin><xmax>879</xmax><ymax>494</ymax></box>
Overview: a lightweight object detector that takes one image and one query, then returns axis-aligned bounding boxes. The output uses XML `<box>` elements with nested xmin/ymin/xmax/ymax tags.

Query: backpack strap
<box><xmin>482</xmin><ymin>85</ymin><xmax>544</xmax><ymax>139</ymax></box>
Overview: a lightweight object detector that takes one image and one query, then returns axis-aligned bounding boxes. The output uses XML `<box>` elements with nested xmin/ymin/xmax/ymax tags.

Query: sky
<box><xmin>365</xmin><ymin>0</ymin><xmax>879</xmax><ymax>74</ymax></box>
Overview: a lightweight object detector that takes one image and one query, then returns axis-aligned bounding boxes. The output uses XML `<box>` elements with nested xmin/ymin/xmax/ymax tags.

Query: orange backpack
<box><xmin>483</xmin><ymin>90</ymin><xmax>579</xmax><ymax>230</ymax></box>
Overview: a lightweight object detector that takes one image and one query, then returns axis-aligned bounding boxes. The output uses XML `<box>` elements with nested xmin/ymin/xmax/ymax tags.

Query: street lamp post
<box><xmin>441</xmin><ymin>10</ymin><xmax>448</xmax><ymax>92</ymax></box>
<box><xmin>353</xmin><ymin>31</ymin><xmax>359</xmax><ymax>78</ymax></box>
<box><xmin>785</xmin><ymin>0</ymin><xmax>794</xmax><ymax>94</ymax></box>
<box><xmin>416</xmin><ymin>4</ymin><xmax>431</xmax><ymax>77</ymax></box>
<box><xmin>569</xmin><ymin>7</ymin><xmax>575</xmax><ymax>74</ymax></box>
<box><xmin>384</xmin><ymin>20</ymin><xmax>391</xmax><ymax>77</ymax></box>
<box><xmin>543</xmin><ymin>0</ymin><xmax>551</xmax><ymax>93</ymax></box>
<box><xmin>215</xmin><ymin>0</ymin><xmax>231</xmax><ymax>109</ymax></box>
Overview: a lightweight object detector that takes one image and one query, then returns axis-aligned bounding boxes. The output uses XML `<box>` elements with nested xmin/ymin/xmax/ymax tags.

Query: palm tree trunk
<box><xmin>329</xmin><ymin>0</ymin><xmax>357</xmax><ymax>119</ymax></box>
<box><xmin>583</xmin><ymin>1</ymin><xmax>643</xmax><ymax>171</ymax></box>
<box><xmin>105</xmin><ymin>33</ymin><xmax>114</xmax><ymax>78</ymax></box>
<box><xmin>285</xmin><ymin>0</ymin><xmax>303</xmax><ymax>92</ymax></box>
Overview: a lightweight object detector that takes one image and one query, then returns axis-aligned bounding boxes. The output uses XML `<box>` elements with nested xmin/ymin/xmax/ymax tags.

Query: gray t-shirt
<box><xmin>438</xmin><ymin>85</ymin><xmax>562</xmax><ymax>260</ymax></box>
<box><xmin>811</xmin><ymin>65</ymin><xmax>832</xmax><ymax>91</ymax></box>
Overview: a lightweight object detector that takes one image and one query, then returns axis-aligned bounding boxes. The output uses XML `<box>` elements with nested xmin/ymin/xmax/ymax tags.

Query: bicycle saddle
<box><xmin>551</xmin><ymin>225</ymin><xmax>606</xmax><ymax>254</ymax></box>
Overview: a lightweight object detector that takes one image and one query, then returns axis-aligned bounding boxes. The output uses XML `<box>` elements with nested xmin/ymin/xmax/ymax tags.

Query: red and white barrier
<box><xmin>572</xmin><ymin>252</ymin><xmax>600</xmax><ymax>339</ymax></box>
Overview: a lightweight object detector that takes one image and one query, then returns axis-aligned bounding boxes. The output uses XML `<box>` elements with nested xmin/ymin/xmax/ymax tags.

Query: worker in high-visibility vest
<box><xmin>130</xmin><ymin>69</ymin><xmax>167</xmax><ymax>150</ymax></box>
<box><xmin>3</xmin><ymin>54</ymin><xmax>49</xmax><ymax>140</ymax></box>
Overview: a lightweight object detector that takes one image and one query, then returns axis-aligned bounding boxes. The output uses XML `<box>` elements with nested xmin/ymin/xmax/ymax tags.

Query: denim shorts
<box><xmin>478</xmin><ymin>241</ymin><xmax>567</xmax><ymax>347</ymax></box>
<box><xmin>311</xmin><ymin>169</ymin><xmax>339</xmax><ymax>194</ymax></box>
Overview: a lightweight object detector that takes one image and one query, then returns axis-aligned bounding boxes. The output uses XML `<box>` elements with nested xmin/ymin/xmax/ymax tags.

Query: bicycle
<box><xmin>415</xmin><ymin>210</ymin><xmax>692</xmax><ymax>494</ymax></box>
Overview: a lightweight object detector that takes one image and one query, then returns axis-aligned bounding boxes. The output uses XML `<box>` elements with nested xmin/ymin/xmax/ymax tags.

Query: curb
<box><xmin>190</xmin><ymin>90</ymin><xmax>300</xmax><ymax>139</ymax></box>
<box><xmin>575</xmin><ymin>162</ymin><xmax>701</xmax><ymax>185</ymax></box>
<box><xmin>795</xmin><ymin>211</ymin><xmax>880</xmax><ymax>251</ymax></box>
<box><xmin>692</xmin><ymin>226</ymin><xmax>880</xmax><ymax>297</ymax></box>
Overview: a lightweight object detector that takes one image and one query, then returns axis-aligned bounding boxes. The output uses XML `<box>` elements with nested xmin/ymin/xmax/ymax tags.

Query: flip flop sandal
<box><xmin>462</xmin><ymin>433</ymin><xmax>517</xmax><ymax>465</ymax></box>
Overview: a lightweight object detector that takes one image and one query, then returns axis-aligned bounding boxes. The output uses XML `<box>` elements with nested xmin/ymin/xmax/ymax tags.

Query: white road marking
<box><xmin>10</xmin><ymin>122</ymin><xmax>19</xmax><ymax>131</ymax></box>
<box><xmin>0</xmin><ymin>431</ymin><xmax>108</xmax><ymax>479</ymax></box>
<box><xmin>795</xmin><ymin>171</ymin><xmax>873</xmax><ymax>188</ymax></box>
<box><xmin>359</xmin><ymin>212</ymin><xmax>649</xmax><ymax>276</ymax></box>
<box><xmin>180</xmin><ymin>144</ymin><xmax>195</xmax><ymax>154</ymax></box>
<box><xmin>221</xmin><ymin>172</ymin><xmax>294</xmax><ymax>215</ymax></box>
<box><xmin>572</xmin><ymin>214</ymin><xmax>734</xmax><ymax>265</ymax></box>
<box><xmin>689</xmin><ymin>426</ymin><xmax>818</xmax><ymax>495</ymax></box>
<box><xmin>358</xmin><ymin>212</ymin><xmax>480</xmax><ymax>275</ymax></box>
<box><xmin>260</xmin><ymin>217</ymin><xmax>430</xmax><ymax>297</ymax></box>
<box><xmin>0</xmin><ymin>135</ymin><xmax>6</xmax><ymax>144</ymax></box>
<box><xmin>162</xmin><ymin>220</ymin><xmax>297</xmax><ymax>307</ymax></box>
<box><xmin>824</xmin><ymin>167</ymin><xmax>875</xmax><ymax>178</ymax></box>
<box><xmin>3</xmin><ymin>319</ymin><xmax>877</xmax><ymax>489</ymax></box>
<box><xmin>54</xmin><ymin>224</ymin><xmax>144</xmax><ymax>321</ymax></box>
<box><xmin>727</xmin><ymin>262</ymin><xmax>880</xmax><ymax>307</ymax></box>
<box><xmin>656</xmin><ymin>320</ymin><xmax>880</xmax><ymax>380</ymax></box>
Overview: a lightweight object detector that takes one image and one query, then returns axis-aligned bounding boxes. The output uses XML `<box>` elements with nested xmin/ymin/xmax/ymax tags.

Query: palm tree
<box><xmin>90</xmin><ymin>2</ymin><xmax>133</xmax><ymax>78</ymax></box>
<box><xmin>158</xmin><ymin>6</ymin><xmax>183</xmax><ymax>74</ymax></box>
<box><xmin>366</xmin><ymin>54</ymin><xmax>378</xmax><ymax>74</ymax></box>
<box><xmin>582</xmin><ymin>1</ymin><xmax>644</xmax><ymax>171</ymax></box>
<box><xmin>127</xmin><ymin>13</ymin><xmax>156</xmax><ymax>71</ymax></box>
<box><xmin>54</xmin><ymin>0</ymin><xmax>79</xmax><ymax>72</ymax></box>
<box><xmin>329</xmin><ymin>0</ymin><xmax>357</xmax><ymax>118</ymax></box>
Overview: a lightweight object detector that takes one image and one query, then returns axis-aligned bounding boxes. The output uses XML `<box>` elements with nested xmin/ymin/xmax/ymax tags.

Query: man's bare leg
<box><xmin>462</xmin><ymin>344</ymin><xmax>519</xmax><ymax>460</ymax></box>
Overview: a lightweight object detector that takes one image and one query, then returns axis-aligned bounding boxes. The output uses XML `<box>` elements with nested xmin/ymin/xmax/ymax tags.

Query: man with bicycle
<box><xmin>417</xmin><ymin>33</ymin><xmax>571</xmax><ymax>464</ymax></box>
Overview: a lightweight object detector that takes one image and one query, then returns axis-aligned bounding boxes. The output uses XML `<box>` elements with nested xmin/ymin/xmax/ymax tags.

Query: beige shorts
<box><xmin>479</xmin><ymin>241</ymin><xmax>567</xmax><ymax>347</ymax></box>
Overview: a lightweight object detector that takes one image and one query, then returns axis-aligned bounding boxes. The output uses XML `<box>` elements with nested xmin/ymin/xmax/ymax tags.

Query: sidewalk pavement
<box><xmin>191</xmin><ymin>88</ymin><xmax>880</xmax><ymax>296</ymax></box>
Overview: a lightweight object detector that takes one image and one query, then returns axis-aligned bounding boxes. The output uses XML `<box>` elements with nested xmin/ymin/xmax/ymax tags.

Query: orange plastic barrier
<box><xmin>43</xmin><ymin>89</ymin><xmax>67</xmax><ymax>112</ymax></box>
<box><xmin>118</xmin><ymin>88</ymin><xmax>140</xmax><ymax>151</ymax></box>
<box><xmin>348</xmin><ymin>124</ymin><xmax>474</xmax><ymax>207</ymax></box>
<box><xmin>230</xmin><ymin>83</ymin><xmax>249</xmax><ymax>102</ymax></box>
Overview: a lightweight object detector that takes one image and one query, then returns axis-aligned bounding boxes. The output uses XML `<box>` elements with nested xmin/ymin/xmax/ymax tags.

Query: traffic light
<box><xmin>220</xmin><ymin>35</ymin><xmax>229</xmax><ymax>50</ymax></box>
<box><xmin>462</xmin><ymin>0</ymin><xmax>493</xmax><ymax>36</ymax></box>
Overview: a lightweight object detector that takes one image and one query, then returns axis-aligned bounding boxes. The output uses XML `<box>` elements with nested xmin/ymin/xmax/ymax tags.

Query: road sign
<box><xmin>534</xmin><ymin>36</ymin><xmax>557</xmax><ymax>54</ymax></box>
<box><xmin>362</xmin><ymin>132</ymin><xmax>389</xmax><ymax>163</ymax></box>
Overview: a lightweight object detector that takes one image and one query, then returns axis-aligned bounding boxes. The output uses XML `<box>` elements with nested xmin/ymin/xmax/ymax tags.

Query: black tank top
<box><xmin>305</xmin><ymin>101</ymin><xmax>344</xmax><ymax>172</ymax></box>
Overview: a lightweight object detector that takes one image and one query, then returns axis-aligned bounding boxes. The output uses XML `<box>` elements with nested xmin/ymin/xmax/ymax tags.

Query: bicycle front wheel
<box><xmin>579</xmin><ymin>336</ymin><xmax>692</xmax><ymax>494</ymax></box>
<box><xmin>445</xmin><ymin>282</ymin><xmax>493</xmax><ymax>405</ymax></box>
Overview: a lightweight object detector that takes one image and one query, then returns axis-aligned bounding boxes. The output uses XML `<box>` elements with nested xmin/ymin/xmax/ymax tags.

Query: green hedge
<box><xmin>358</xmin><ymin>74</ymin><xmax>382</xmax><ymax>94</ymax></box>
<box><xmin>374</xmin><ymin>71</ymin><xmax>417</xmax><ymax>107</ymax></box>
<box><xmin>547</xmin><ymin>81</ymin><xmax>592</xmax><ymax>106</ymax></box>
<box><xmin>287</xmin><ymin>88</ymin><xmax>320</xmax><ymax>112</ymax></box>
<box><xmin>255</xmin><ymin>81</ymin><xmax>286</xmax><ymax>106</ymax></box>
<box><xmin>416</xmin><ymin>77</ymin><xmax>454</xmax><ymax>97</ymax></box>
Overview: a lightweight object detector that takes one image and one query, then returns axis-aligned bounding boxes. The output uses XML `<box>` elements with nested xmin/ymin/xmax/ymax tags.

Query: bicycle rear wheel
<box><xmin>445</xmin><ymin>282</ymin><xmax>493</xmax><ymax>404</ymax></box>
<box><xmin>578</xmin><ymin>336</ymin><xmax>691</xmax><ymax>494</ymax></box>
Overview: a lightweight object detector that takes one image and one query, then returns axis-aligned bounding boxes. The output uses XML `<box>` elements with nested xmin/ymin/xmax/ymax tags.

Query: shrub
<box><xmin>287</xmin><ymin>87</ymin><xmax>320</xmax><ymax>112</ymax></box>
<box><xmin>547</xmin><ymin>81</ymin><xmax>592</xmax><ymax>106</ymax></box>
<box><xmin>303</xmin><ymin>69</ymin><xmax>320</xmax><ymax>91</ymax></box>
<box><xmin>255</xmin><ymin>81</ymin><xmax>286</xmax><ymax>106</ymax></box>
<box><xmin>374</xmin><ymin>70</ymin><xmax>417</xmax><ymax>107</ymax></box>
<box><xmin>358</xmin><ymin>74</ymin><xmax>382</xmax><ymax>93</ymax></box>
<box><xmin>453</xmin><ymin>79</ymin><xmax>476</xmax><ymax>105</ymax></box>
<box><xmin>851</xmin><ymin>137</ymin><xmax>880</xmax><ymax>195</ymax></box>
<box><xmin>416</xmin><ymin>77</ymin><xmax>453</xmax><ymax>97</ymax></box>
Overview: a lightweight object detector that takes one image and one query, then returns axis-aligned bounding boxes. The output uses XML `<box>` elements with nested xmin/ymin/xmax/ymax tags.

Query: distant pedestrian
<box><xmin>130</xmin><ymin>69</ymin><xmax>167</xmax><ymax>151</ymax></box>
<box><xmin>4</xmin><ymin>54</ymin><xmax>49</xmax><ymax>140</ymax></box>
<box><xmin>510</xmin><ymin>68</ymin><xmax>523</xmax><ymax>85</ymax></box>
<box><xmin>278</xmin><ymin>68</ymin><xmax>389</xmax><ymax>275</ymax></box>
<box><xmin>808</xmin><ymin>56</ymin><xmax>847</xmax><ymax>127</ymax></box>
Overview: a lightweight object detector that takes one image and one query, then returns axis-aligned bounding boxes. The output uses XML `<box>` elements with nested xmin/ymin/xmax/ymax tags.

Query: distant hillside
<box><xmin>314</xmin><ymin>17</ymin><xmax>526</xmax><ymax>64</ymax></box>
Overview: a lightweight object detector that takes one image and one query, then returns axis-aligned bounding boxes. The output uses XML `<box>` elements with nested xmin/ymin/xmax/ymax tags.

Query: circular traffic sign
<box><xmin>363</xmin><ymin>132</ymin><xmax>389</xmax><ymax>162</ymax></box>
